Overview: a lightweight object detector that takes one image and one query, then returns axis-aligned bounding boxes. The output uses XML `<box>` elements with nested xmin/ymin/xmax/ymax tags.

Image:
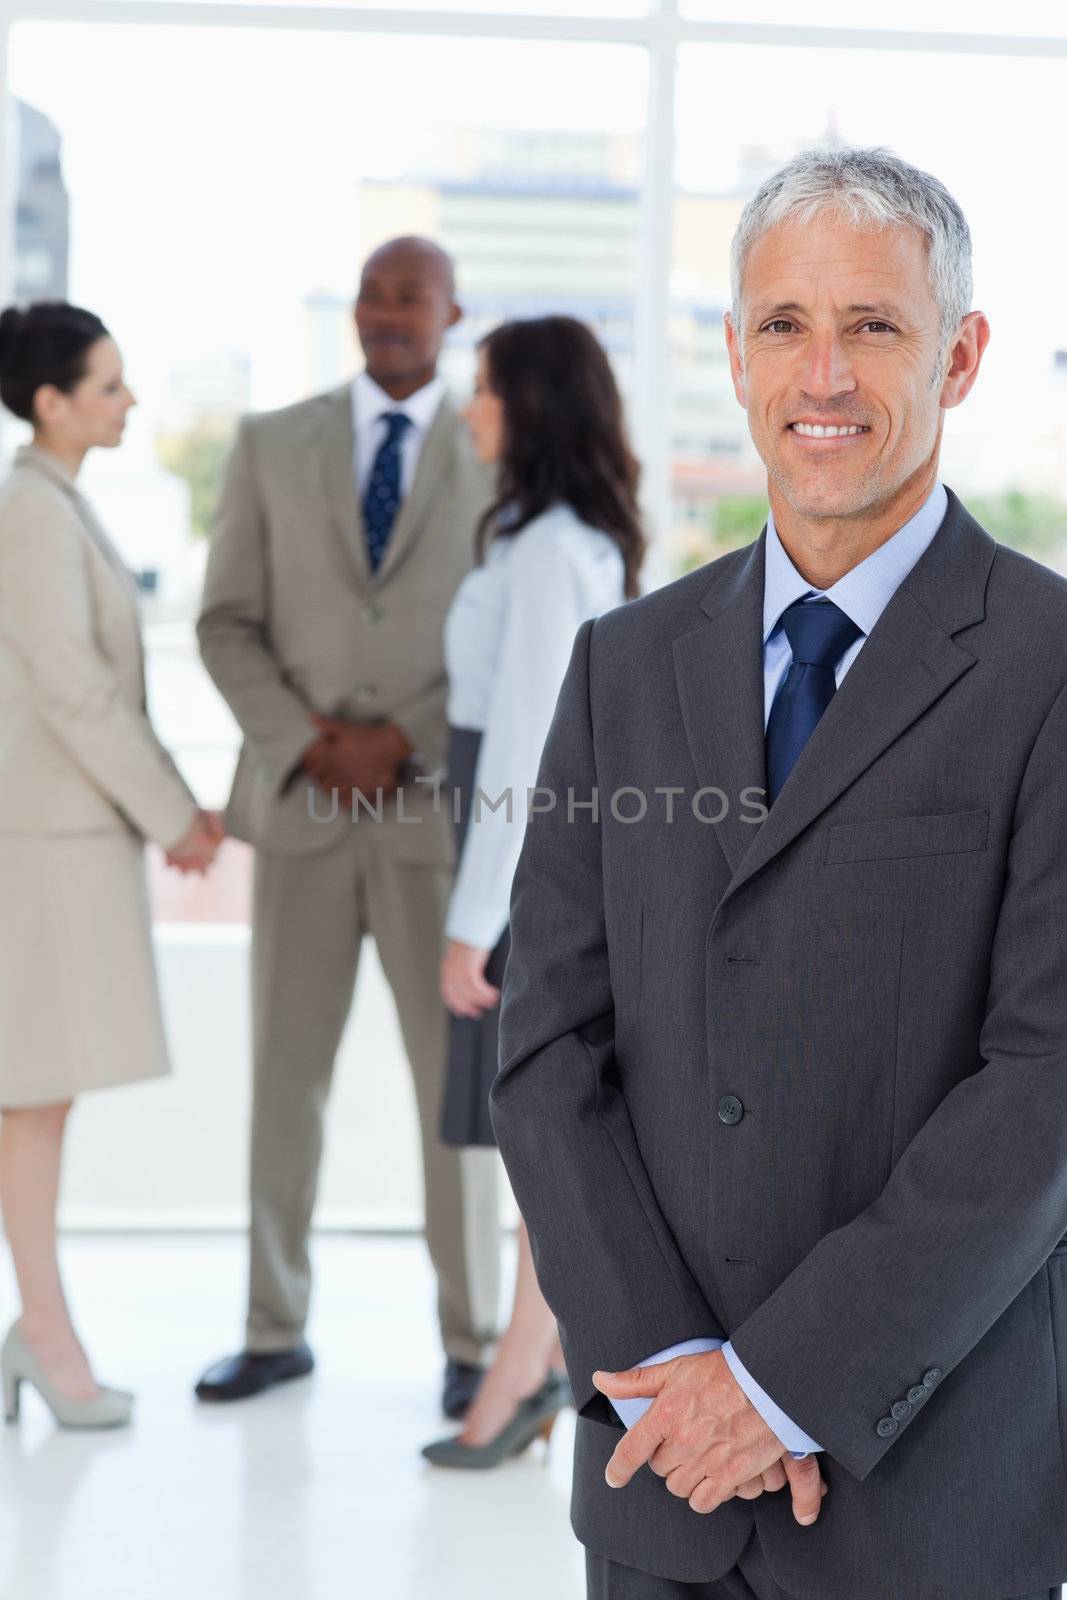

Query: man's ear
<box><xmin>940</xmin><ymin>310</ymin><xmax>990</xmax><ymax>411</ymax></box>
<box><xmin>447</xmin><ymin>300</ymin><xmax>463</xmax><ymax>331</ymax></box>
<box><xmin>724</xmin><ymin>312</ymin><xmax>747</xmax><ymax>408</ymax></box>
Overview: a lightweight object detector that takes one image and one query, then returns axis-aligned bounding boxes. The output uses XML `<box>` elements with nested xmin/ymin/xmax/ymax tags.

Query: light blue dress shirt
<box><xmin>610</xmin><ymin>483</ymin><xmax>949</xmax><ymax>1456</ymax></box>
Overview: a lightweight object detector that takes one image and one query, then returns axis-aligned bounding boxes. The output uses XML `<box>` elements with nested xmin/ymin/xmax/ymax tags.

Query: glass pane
<box><xmin>8</xmin><ymin>22</ymin><xmax>646</xmax><ymax>917</ymax></box>
<box><xmin>681</xmin><ymin>0</ymin><xmax>1067</xmax><ymax>32</ymax></box>
<box><xmin>670</xmin><ymin>41</ymin><xmax>1067</xmax><ymax>572</ymax></box>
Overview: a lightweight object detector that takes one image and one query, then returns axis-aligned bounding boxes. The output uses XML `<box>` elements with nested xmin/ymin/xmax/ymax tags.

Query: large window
<box><xmin>7</xmin><ymin>19</ymin><xmax>647</xmax><ymax>855</ymax></box>
<box><xmin>5</xmin><ymin>6</ymin><xmax>1067</xmax><ymax>833</ymax></box>
<box><xmin>3</xmin><ymin>2</ymin><xmax>1065</xmax><ymax>1226</ymax></box>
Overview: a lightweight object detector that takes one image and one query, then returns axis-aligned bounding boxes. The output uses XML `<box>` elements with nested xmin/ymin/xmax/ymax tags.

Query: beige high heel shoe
<box><xmin>1</xmin><ymin>1323</ymin><xmax>133</xmax><ymax>1429</ymax></box>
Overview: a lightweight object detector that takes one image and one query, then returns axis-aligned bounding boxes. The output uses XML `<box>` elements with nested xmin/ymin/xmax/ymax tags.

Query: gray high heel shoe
<box><xmin>421</xmin><ymin>1370</ymin><xmax>572</xmax><ymax>1470</ymax></box>
<box><xmin>2</xmin><ymin>1323</ymin><xmax>133</xmax><ymax>1429</ymax></box>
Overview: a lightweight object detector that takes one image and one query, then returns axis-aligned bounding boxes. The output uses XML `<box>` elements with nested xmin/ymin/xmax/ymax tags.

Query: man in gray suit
<box><xmin>492</xmin><ymin>148</ymin><xmax>1067</xmax><ymax>1599</ymax></box>
<box><xmin>195</xmin><ymin>238</ymin><xmax>499</xmax><ymax>1414</ymax></box>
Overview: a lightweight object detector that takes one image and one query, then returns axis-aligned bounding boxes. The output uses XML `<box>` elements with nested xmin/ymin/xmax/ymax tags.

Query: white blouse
<box><xmin>443</xmin><ymin>503</ymin><xmax>626</xmax><ymax>950</ymax></box>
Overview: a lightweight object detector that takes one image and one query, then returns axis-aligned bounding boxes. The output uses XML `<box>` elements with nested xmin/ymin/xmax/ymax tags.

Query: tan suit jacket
<box><xmin>197</xmin><ymin>382</ymin><xmax>491</xmax><ymax>858</ymax></box>
<box><xmin>0</xmin><ymin>445</ymin><xmax>197</xmax><ymax>848</ymax></box>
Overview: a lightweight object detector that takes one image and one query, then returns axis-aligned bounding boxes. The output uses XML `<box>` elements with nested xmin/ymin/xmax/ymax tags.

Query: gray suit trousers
<box><xmin>245</xmin><ymin>824</ymin><xmax>500</xmax><ymax>1363</ymax></box>
<box><xmin>587</xmin><ymin>1539</ymin><xmax>1059</xmax><ymax>1600</ymax></box>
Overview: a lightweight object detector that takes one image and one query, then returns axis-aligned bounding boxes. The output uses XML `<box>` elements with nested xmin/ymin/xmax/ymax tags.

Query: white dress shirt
<box><xmin>443</xmin><ymin>503</ymin><xmax>626</xmax><ymax>951</ymax></box>
<box><xmin>350</xmin><ymin>369</ymin><xmax>446</xmax><ymax>499</ymax></box>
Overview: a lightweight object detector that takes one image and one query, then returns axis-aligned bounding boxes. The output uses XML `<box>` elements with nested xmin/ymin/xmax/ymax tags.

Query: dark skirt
<box><xmin>440</xmin><ymin>725</ymin><xmax>510</xmax><ymax>1149</ymax></box>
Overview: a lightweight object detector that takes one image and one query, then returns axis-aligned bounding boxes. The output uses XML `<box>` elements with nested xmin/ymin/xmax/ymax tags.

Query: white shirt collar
<box><xmin>351</xmin><ymin>369</ymin><xmax>446</xmax><ymax>437</ymax></box>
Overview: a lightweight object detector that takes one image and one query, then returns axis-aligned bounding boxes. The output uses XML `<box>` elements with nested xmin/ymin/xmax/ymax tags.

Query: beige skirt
<box><xmin>0</xmin><ymin>830</ymin><xmax>171</xmax><ymax>1108</ymax></box>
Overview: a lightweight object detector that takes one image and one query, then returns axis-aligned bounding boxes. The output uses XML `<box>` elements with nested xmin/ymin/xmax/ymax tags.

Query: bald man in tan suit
<box><xmin>194</xmin><ymin>240</ymin><xmax>499</xmax><ymax>1414</ymax></box>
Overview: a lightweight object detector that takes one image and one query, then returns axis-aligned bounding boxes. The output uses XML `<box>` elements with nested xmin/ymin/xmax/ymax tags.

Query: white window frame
<box><xmin>1</xmin><ymin>2</ymin><xmax>1065</xmax><ymax>574</ymax></box>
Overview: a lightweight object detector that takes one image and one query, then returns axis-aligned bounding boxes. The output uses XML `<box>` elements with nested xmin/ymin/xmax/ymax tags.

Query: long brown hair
<box><xmin>475</xmin><ymin>316</ymin><xmax>645</xmax><ymax>598</ymax></box>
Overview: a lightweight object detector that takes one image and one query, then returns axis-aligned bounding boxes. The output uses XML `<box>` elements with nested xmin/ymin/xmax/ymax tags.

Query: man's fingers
<box><xmin>783</xmin><ymin>1453</ymin><xmax>825</xmax><ymax>1525</ymax></box>
<box><xmin>663</xmin><ymin>1460</ymin><xmax>708</xmax><ymax>1500</ymax></box>
<box><xmin>593</xmin><ymin>1365</ymin><xmax>668</xmax><ymax>1402</ymax></box>
<box><xmin>688</xmin><ymin>1476</ymin><xmax>729</xmax><ymax>1516</ymax></box>
<box><xmin>604</xmin><ymin>1410</ymin><xmax>668</xmax><ymax>1488</ymax></box>
<box><xmin>689</xmin><ymin>1462</ymin><xmax>786</xmax><ymax>1515</ymax></box>
<box><xmin>648</xmin><ymin>1437</ymin><xmax>685</xmax><ymax>1479</ymax></box>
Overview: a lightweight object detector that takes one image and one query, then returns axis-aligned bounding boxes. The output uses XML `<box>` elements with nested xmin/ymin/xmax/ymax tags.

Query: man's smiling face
<box><xmin>725</xmin><ymin>212</ymin><xmax>949</xmax><ymax>525</ymax></box>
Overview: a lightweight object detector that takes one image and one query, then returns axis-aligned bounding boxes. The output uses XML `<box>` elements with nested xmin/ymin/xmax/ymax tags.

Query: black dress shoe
<box><xmin>442</xmin><ymin>1358</ymin><xmax>485</xmax><ymax>1420</ymax></box>
<box><xmin>195</xmin><ymin>1342</ymin><xmax>314</xmax><ymax>1403</ymax></box>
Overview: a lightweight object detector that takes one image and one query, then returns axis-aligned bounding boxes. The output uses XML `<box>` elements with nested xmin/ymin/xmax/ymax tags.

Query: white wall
<box><xmin>60</xmin><ymin>927</ymin><xmax>508</xmax><ymax>1232</ymax></box>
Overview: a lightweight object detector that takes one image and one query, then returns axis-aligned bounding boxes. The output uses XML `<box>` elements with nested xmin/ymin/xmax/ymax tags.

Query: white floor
<box><xmin>0</xmin><ymin>1234</ymin><xmax>585</xmax><ymax>1600</ymax></box>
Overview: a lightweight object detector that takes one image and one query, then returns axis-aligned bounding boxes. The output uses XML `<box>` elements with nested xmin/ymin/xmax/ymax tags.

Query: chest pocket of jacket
<box><xmin>826</xmin><ymin>806</ymin><xmax>989</xmax><ymax>865</ymax></box>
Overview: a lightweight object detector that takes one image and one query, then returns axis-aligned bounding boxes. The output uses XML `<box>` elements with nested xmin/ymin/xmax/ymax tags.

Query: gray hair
<box><xmin>730</xmin><ymin>146</ymin><xmax>972</xmax><ymax>351</ymax></box>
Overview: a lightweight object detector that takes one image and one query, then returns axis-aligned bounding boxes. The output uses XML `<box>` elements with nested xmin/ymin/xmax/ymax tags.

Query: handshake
<box><xmin>166</xmin><ymin>808</ymin><xmax>225</xmax><ymax>875</ymax></box>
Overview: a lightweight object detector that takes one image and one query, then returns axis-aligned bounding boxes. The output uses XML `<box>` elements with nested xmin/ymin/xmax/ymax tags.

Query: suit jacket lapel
<box><xmin>319</xmin><ymin>384</ymin><xmax>371</xmax><ymax>590</ymax></box>
<box><xmin>17</xmin><ymin>447</ymin><xmax>144</xmax><ymax>643</ymax></box>
<box><xmin>675</xmin><ymin>491</ymin><xmax>996</xmax><ymax>902</ymax></box>
<box><xmin>673</xmin><ymin>534</ymin><xmax>768</xmax><ymax>878</ymax></box>
<box><xmin>72</xmin><ymin>491</ymin><xmax>141</xmax><ymax>604</ymax></box>
<box><xmin>374</xmin><ymin>398</ymin><xmax>457</xmax><ymax>584</ymax></box>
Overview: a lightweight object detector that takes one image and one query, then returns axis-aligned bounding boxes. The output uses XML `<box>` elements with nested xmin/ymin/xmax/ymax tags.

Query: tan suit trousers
<box><xmin>246</xmin><ymin>824</ymin><xmax>500</xmax><ymax>1364</ymax></box>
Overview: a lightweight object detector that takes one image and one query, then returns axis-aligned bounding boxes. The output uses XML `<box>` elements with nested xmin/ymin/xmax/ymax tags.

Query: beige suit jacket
<box><xmin>0</xmin><ymin>446</ymin><xmax>197</xmax><ymax>848</ymax></box>
<box><xmin>197</xmin><ymin>382</ymin><xmax>492</xmax><ymax>858</ymax></box>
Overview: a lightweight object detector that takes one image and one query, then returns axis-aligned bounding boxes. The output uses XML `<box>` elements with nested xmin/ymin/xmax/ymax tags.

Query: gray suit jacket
<box><xmin>197</xmin><ymin>383</ymin><xmax>492</xmax><ymax>859</ymax></box>
<box><xmin>492</xmin><ymin>491</ymin><xmax>1067</xmax><ymax>1600</ymax></box>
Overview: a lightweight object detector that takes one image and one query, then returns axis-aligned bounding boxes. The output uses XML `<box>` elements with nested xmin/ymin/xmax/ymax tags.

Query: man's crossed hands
<box><xmin>302</xmin><ymin>715</ymin><xmax>414</xmax><ymax>803</ymax></box>
<box><xmin>593</xmin><ymin>1349</ymin><xmax>827</xmax><ymax>1524</ymax></box>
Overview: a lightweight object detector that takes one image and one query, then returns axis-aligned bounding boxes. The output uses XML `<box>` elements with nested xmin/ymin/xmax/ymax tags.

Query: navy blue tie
<box><xmin>765</xmin><ymin>598</ymin><xmax>863</xmax><ymax>805</ymax></box>
<box><xmin>362</xmin><ymin>411</ymin><xmax>412</xmax><ymax>572</ymax></box>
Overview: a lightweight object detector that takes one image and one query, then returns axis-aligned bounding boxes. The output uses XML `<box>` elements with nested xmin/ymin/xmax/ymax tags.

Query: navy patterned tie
<box><xmin>765</xmin><ymin>598</ymin><xmax>863</xmax><ymax>805</ymax></box>
<box><xmin>362</xmin><ymin>411</ymin><xmax>412</xmax><ymax>573</ymax></box>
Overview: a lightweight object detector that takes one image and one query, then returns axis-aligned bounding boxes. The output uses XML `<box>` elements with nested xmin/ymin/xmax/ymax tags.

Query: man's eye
<box><xmin>763</xmin><ymin>319</ymin><xmax>795</xmax><ymax>335</ymax></box>
<box><xmin>860</xmin><ymin>321</ymin><xmax>894</xmax><ymax>334</ymax></box>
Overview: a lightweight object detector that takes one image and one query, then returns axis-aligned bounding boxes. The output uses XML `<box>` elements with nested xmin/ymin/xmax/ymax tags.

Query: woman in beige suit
<box><xmin>0</xmin><ymin>301</ymin><xmax>222</xmax><ymax>1427</ymax></box>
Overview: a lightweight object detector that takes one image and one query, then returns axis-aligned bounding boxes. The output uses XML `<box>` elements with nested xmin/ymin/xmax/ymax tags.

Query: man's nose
<box><xmin>798</xmin><ymin>333</ymin><xmax>857</xmax><ymax>400</ymax></box>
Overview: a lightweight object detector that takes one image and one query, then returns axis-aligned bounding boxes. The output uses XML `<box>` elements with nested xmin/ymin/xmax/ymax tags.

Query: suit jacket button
<box><xmin>363</xmin><ymin>603</ymin><xmax>382</xmax><ymax>623</ymax></box>
<box><xmin>876</xmin><ymin>1417</ymin><xmax>897</xmax><ymax>1438</ymax></box>
<box><xmin>717</xmin><ymin>1095</ymin><xmax>744</xmax><ymax>1125</ymax></box>
<box><xmin>922</xmin><ymin>1368</ymin><xmax>942</xmax><ymax>1388</ymax></box>
<box><xmin>891</xmin><ymin>1399</ymin><xmax>912</xmax><ymax>1421</ymax></box>
<box><xmin>907</xmin><ymin>1386</ymin><xmax>926</xmax><ymax>1405</ymax></box>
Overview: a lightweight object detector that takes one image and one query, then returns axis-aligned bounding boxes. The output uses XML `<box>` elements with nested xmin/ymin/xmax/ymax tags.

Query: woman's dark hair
<box><xmin>476</xmin><ymin>316</ymin><xmax>646</xmax><ymax>598</ymax></box>
<box><xmin>0</xmin><ymin>301</ymin><xmax>110</xmax><ymax>424</ymax></box>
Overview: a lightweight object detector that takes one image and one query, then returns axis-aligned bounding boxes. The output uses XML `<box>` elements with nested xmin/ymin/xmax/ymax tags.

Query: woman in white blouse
<box><xmin>422</xmin><ymin>316</ymin><xmax>645</xmax><ymax>1468</ymax></box>
<box><xmin>0</xmin><ymin>302</ymin><xmax>221</xmax><ymax>1429</ymax></box>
